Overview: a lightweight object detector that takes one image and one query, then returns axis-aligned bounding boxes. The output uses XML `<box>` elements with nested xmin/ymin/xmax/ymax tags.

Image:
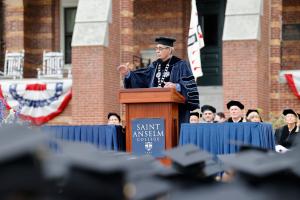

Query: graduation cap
<box><xmin>246</xmin><ymin>109</ymin><xmax>259</xmax><ymax>117</ymax></box>
<box><xmin>107</xmin><ymin>112</ymin><xmax>121</xmax><ymax>121</ymax></box>
<box><xmin>155</xmin><ymin>36</ymin><xmax>176</xmax><ymax>47</ymax></box>
<box><xmin>226</xmin><ymin>100</ymin><xmax>244</xmax><ymax>110</ymax></box>
<box><xmin>190</xmin><ymin>112</ymin><xmax>200</xmax><ymax>118</ymax></box>
<box><xmin>55</xmin><ymin>142</ymin><xmax>170</xmax><ymax>200</ymax></box>
<box><xmin>0</xmin><ymin>124</ymin><xmax>49</xmax><ymax>197</ymax></box>
<box><xmin>201</xmin><ymin>105</ymin><xmax>216</xmax><ymax>113</ymax></box>
<box><xmin>222</xmin><ymin>150</ymin><xmax>298</xmax><ymax>177</ymax></box>
<box><xmin>282</xmin><ymin>109</ymin><xmax>297</xmax><ymax>117</ymax></box>
<box><xmin>163</xmin><ymin>144</ymin><xmax>223</xmax><ymax>178</ymax></box>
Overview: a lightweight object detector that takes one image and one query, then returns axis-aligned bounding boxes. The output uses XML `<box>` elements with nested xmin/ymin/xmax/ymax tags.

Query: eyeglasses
<box><xmin>155</xmin><ymin>46</ymin><xmax>169</xmax><ymax>51</ymax></box>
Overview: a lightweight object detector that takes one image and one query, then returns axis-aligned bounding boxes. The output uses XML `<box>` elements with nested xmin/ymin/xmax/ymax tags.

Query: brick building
<box><xmin>0</xmin><ymin>0</ymin><xmax>299</xmax><ymax>125</ymax></box>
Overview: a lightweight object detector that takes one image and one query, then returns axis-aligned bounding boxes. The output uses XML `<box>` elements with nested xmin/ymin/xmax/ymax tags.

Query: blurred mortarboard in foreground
<box><xmin>201</xmin><ymin>105</ymin><xmax>216</xmax><ymax>113</ymax></box>
<box><xmin>163</xmin><ymin>144</ymin><xmax>223</xmax><ymax>177</ymax></box>
<box><xmin>155</xmin><ymin>36</ymin><xmax>176</xmax><ymax>47</ymax></box>
<box><xmin>56</xmin><ymin>142</ymin><xmax>170</xmax><ymax>200</ymax></box>
<box><xmin>221</xmin><ymin>150</ymin><xmax>298</xmax><ymax>177</ymax></box>
<box><xmin>0</xmin><ymin>124</ymin><xmax>48</xmax><ymax>196</ymax></box>
<box><xmin>226</xmin><ymin>100</ymin><xmax>244</xmax><ymax>110</ymax></box>
<box><xmin>283</xmin><ymin>109</ymin><xmax>297</xmax><ymax>117</ymax></box>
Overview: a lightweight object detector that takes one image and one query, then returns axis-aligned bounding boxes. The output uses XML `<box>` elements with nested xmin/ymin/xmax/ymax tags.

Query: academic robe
<box><xmin>226</xmin><ymin>117</ymin><xmax>244</xmax><ymax>123</ymax></box>
<box><xmin>124</xmin><ymin>56</ymin><xmax>199</xmax><ymax>125</ymax></box>
<box><xmin>275</xmin><ymin>125</ymin><xmax>300</xmax><ymax>148</ymax></box>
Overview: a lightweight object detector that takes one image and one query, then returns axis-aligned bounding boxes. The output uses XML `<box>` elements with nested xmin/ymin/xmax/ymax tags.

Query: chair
<box><xmin>0</xmin><ymin>50</ymin><xmax>24</xmax><ymax>79</ymax></box>
<box><xmin>37</xmin><ymin>50</ymin><xmax>67</xmax><ymax>79</ymax></box>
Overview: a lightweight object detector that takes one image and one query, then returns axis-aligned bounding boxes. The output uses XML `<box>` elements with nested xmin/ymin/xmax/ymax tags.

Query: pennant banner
<box><xmin>188</xmin><ymin>0</ymin><xmax>204</xmax><ymax>78</ymax></box>
<box><xmin>285</xmin><ymin>73</ymin><xmax>300</xmax><ymax>100</ymax></box>
<box><xmin>0</xmin><ymin>79</ymin><xmax>72</xmax><ymax>125</ymax></box>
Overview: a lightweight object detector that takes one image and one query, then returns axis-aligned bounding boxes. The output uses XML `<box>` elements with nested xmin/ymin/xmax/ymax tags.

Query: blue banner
<box><xmin>131</xmin><ymin>118</ymin><xmax>165</xmax><ymax>157</ymax></box>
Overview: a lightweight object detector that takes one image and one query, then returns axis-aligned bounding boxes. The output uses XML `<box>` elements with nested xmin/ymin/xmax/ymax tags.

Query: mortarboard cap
<box><xmin>163</xmin><ymin>144</ymin><xmax>222</xmax><ymax>177</ymax></box>
<box><xmin>201</xmin><ymin>105</ymin><xmax>216</xmax><ymax>113</ymax></box>
<box><xmin>0</xmin><ymin>124</ymin><xmax>49</xmax><ymax>196</ymax></box>
<box><xmin>107</xmin><ymin>112</ymin><xmax>121</xmax><ymax>121</ymax></box>
<box><xmin>282</xmin><ymin>109</ymin><xmax>297</xmax><ymax>117</ymax></box>
<box><xmin>226</xmin><ymin>100</ymin><xmax>244</xmax><ymax>110</ymax></box>
<box><xmin>56</xmin><ymin>142</ymin><xmax>170</xmax><ymax>200</ymax></box>
<box><xmin>246</xmin><ymin>109</ymin><xmax>259</xmax><ymax>117</ymax></box>
<box><xmin>155</xmin><ymin>36</ymin><xmax>176</xmax><ymax>47</ymax></box>
<box><xmin>222</xmin><ymin>150</ymin><xmax>297</xmax><ymax>177</ymax></box>
<box><xmin>190</xmin><ymin>112</ymin><xmax>200</xmax><ymax>118</ymax></box>
<box><xmin>164</xmin><ymin>144</ymin><xmax>211</xmax><ymax>168</ymax></box>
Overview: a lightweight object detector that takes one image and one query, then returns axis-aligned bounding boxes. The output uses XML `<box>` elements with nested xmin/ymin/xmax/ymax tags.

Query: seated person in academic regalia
<box><xmin>246</xmin><ymin>109</ymin><xmax>263</xmax><ymax>122</ymax></box>
<box><xmin>226</xmin><ymin>100</ymin><xmax>244</xmax><ymax>123</ymax></box>
<box><xmin>189</xmin><ymin>112</ymin><xmax>200</xmax><ymax>123</ymax></box>
<box><xmin>107</xmin><ymin>112</ymin><xmax>121</xmax><ymax>125</ymax></box>
<box><xmin>107</xmin><ymin>112</ymin><xmax>126</xmax><ymax>151</ymax></box>
<box><xmin>201</xmin><ymin>105</ymin><xmax>216</xmax><ymax>123</ymax></box>
<box><xmin>118</xmin><ymin>36</ymin><xmax>200</xmax><ymax>126</ymax></box>
<box><xmin>214</xmin><ymin>112</ymin><xmax>226</xmax><ymax>123</ymax></box>
<box><xmin>275</xmin><ymin>109</ymin><xmax>300</xmax><ymax>149</ymax></box>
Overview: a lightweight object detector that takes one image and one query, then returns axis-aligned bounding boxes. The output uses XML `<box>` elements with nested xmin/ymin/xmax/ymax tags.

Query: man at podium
<box><xmin>118</xmin><ymin>36</ymin><xmax>199</xmax><ymax>125</ymax></box>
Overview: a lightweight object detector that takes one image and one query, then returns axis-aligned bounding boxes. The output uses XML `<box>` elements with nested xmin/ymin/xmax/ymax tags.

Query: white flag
<box><xmin>188</xmin><ymin>0</ymin><xmax>204</xmax><ymax>78</ymax></box>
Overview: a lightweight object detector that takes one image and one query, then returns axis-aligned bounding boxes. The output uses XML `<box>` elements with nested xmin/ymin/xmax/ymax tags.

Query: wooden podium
<box><xmin>119</xmin><ymin>88</ymin><xmax>185</xmax><ymax>152</ymax></box>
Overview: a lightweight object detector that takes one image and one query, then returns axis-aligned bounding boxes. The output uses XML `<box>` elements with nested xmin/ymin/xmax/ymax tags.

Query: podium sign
<box><xmin>119</xmin><ymin>88</ymin><xmax>185</xmax><ymax>153</ymax></box>
<box><xmin>131</xmin><ymin>118</ymin><xmax>165</xmax><ymax>156</ymax></box>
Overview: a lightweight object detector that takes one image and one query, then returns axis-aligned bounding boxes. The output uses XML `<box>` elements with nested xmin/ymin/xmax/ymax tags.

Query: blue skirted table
<box><xmin>43</xmin><ymin>125</ymin><xmax>125</xmax><ymax>151</ymax></box>
<box><xmin>179</xmin><ymin>122</ymin><xmax>275</xmax><ymax>154</ymax></box>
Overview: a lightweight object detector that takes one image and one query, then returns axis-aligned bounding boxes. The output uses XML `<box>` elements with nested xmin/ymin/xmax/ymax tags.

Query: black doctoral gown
<box><xmin>275</xmin><ymin>125</ymin><xmax>300</xmax><ymax>148</ymax></box>
<box><xmin>124</xmin><ymin>56</ymin><xmax>199</xmax><ymax>125</ymax></box>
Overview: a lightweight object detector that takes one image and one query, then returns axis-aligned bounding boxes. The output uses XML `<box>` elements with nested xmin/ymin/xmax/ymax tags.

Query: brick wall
<box><xmin>133</xmin><ymin>0</ymin><xmax>190</xmax><ymax>60</ymax></box>
<box><xmin>282</xmin><ymin>0</ymin><xmax>300</xmax><ymax>68</ymax></box>
<box><xmin>3</xmin><ymin>0</ymin><xmax>25</xmax><ymax>51</ymax></box>
<box><xmin>23</xmin><ymin>0</ymin><xmax>59</xmax><ymax>77</ymax></box>
<box><xmin>223</xmin><ymin>40</ymin><xmax>259</xmax><ymax>109</ymax></box>
<box><xmin>270</xmin><ymin>0</ymin><xmax>300</xmax><ymax>116</ymax></box>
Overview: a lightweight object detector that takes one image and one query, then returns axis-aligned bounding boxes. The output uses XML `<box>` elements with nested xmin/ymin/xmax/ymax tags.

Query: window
<box><xmin>60</xmin><ymin>0</ymin><xmax>78</xmax><ymax>65</ymax></box>
<box><xmin>64</xmin><ymin>7</ymin><xmax>76</xmax><ymax>64</ymax></box>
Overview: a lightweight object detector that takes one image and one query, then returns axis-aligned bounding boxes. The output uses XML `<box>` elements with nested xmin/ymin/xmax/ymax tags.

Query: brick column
<box><xmin>23</xmin><ymin>0</ymin><xmax>58</xmax><ymax>77</ymax></box>
<box><xmin>120</xmin><ymin>0</ymin><xmax>134</xmax><ymax>123</ymax></box>
<box><xmin>72</xmin><ymin>0</ymin><xmax>121</xmax><ymax>125</ymax></box>
<box><xmin>270</xmin><ymin>0</ymin><xmax>282</xmax><ymax>115</ymax></box>
<box><xmin>3</xmin><ymin>0</ymin><xmax>24</xmax><ymax>51</ymax></box>
<box><xmin>271</xmin><ymin>0</ymin><xmax>300</xmax><ymax>113</ymax></box>
<box><xmin>223</xmin><ymin>0</ymin><xmax>270</xmax><ymax>119</ymax></box>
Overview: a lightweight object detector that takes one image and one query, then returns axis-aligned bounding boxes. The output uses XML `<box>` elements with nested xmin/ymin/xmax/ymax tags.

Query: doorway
<box><xmin>196</xmin><ymin>0</ymin><xmax>226</xmax><ymax>86</ymax></box>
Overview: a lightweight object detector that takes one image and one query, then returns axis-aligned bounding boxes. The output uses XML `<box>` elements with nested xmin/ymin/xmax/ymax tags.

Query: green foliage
<box><xmin>267</xmin><ymin>112</ymin><xmax>285</xmax><ymax>129</ymax></box>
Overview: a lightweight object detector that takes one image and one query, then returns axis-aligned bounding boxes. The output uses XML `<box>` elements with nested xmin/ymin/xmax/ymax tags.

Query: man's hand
<box><xmin>164</xmin><ymin>82</ymin><xmax>176</xmax><ymax>88</ymax></box>
<box><xmin>117</xmin><ymin>63</ymin><xmax>130</xmax><ymax>76</ymax></box>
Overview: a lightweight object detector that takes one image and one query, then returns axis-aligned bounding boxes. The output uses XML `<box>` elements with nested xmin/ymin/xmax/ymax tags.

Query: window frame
<box><xmin>60</xmin><ymin>0</ymin><xmax>78</xmax><ymax>67</ymax></box>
